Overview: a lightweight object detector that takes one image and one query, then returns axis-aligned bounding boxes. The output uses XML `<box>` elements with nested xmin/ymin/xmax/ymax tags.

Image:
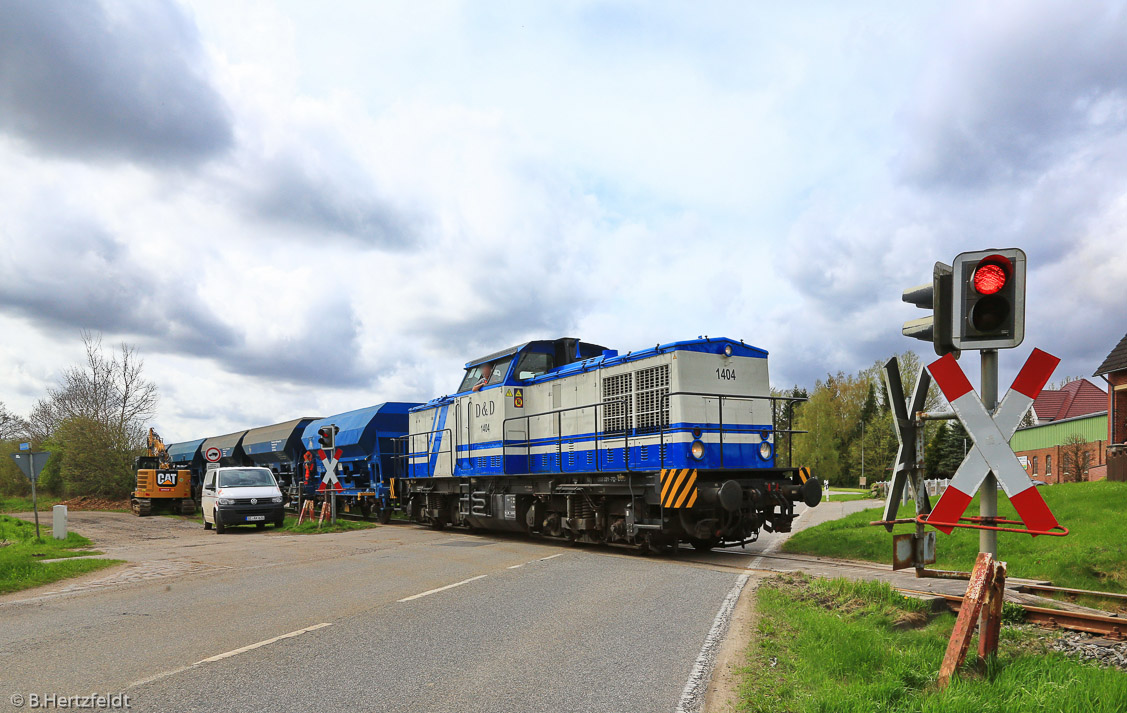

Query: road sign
<box><xmin>317</xmin><ymin>448</ymin><xmax>344</xmax><ymax>493</ymax></box>
<box><xmin>10</xmin><ymin>451</ymin><xmax>49</xmax><ymax>483</ymax></box>
<box><xmin>204</xmin><ymin>447</ymin><xmax>222</xmax><ymax>463</ymax></box>
<box><xmin>926</xmin><ymin>349</ymin><xmax>1060</xmax><ymax>534</ymax></box>
<box><xmin>19</xmin><ymin>442</ymin><xmax>30</xmax><ymax>451</ymax></box>
<box><xmin>880</xmin><ymin>357</ymin><xmax>932</xmax><ymax>528</ymax></box>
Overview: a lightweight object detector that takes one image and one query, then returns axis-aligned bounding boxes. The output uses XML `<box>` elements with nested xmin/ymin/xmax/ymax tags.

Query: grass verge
<box><xmin>738</xmin><ymin>573</ymin><xmax>1127</xmax><ymax>713</ymax></box>
<box><xmin>0</xmin><ymin>495</ymin><xmax>64</xmax><ymax>513</ymax></box>
<box><xmin>825</xmin><ymin>492</ymin><xmax>880</xmax><ymax>503</ymax></box>
<box><xmin>0</xmin><ymin>515</ymin><xmax>121</xmax><ymax>594</ymax></box>
<box><xmin>785</xmin><ymin>481</ymin><xmax>1127</xmax><ymax>596</ymax></box>
<box><xmin>279</xmin><ymin>514</ymin><xmax>380</xmax><ymax>534</ymax></box>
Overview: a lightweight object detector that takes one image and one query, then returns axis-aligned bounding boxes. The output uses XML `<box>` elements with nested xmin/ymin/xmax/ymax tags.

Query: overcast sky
<box><xmin>1</xmin><ymin>0</ymin><xmax>1125</xmax><ymax>441</ymax></box>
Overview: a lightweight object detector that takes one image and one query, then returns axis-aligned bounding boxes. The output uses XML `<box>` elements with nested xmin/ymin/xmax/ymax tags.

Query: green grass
<box><xmin>0</xmin><ymin>495</ymin><xmax>64</xmax><ymax>513</ymax></box>
<box><xmin>738</xmin><ymin>573</ymin><xmax>1127</xmax><ymax>713</ymax></box>
<box><xmin>785</xmin><ymin>481</ymin><xmax>1127</xmax><ymax>595</ymax></box>
<box><xmin>279</xmin><ymin>514</ymin><xmax>380</xmax><ymax>534</ymax></box>
<box><xmin>0</xmin><ymin>515</ymin><xmax>121</xmax><ymax>594</ymax></box>
<box><xmin>825</xmin><ymin>492</ymin><xmax>880</xmax><ymax>503</ymax></box>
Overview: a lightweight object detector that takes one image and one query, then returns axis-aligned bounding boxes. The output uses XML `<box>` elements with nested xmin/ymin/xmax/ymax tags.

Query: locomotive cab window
<box><xmin>515</xmin><ymin>351</ymin><xmax>554</xmax><ymax>380</ymax></box>
<box><xmin>458</xmin><ymin>357</ymin><xmax>513</xmax><ymax>393</ymax></box>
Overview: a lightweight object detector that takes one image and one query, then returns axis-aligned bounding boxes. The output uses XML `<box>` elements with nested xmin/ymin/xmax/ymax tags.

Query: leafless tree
<box><xmin>44</xmin><ymin>331</ymin><xmax>158</xmax><ymax>448</ymax></box>
<box><xmin>32</xmin><ymin>332</ymin><xmax>160</xmax><ymax>497</ymax></box>
<box><xmin>1060</xmin><ymin>433</ymin><xmax>1092</xmax><ymax>483</ymax></box>
<box><xmin>0</xmin><ymin>401</ymin><xmax>28</xmax><ymax>441</ymax></box>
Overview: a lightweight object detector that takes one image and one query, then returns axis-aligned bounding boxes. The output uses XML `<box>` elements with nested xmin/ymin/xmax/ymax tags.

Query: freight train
<box><xmin>168</xmin><ymin>335</ymin><xmax>821</xmax><ymax>551</ymax></box>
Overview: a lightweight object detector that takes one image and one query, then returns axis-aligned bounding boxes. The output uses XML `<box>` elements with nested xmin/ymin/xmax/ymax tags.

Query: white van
<box><xmin>201</xmin><ymin>466</ymin><xmax>286</xmax><ymax>533</ymax></box>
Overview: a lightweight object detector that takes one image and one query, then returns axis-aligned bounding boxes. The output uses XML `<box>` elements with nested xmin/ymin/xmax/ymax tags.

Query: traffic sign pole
<box><xmin>979</xmin><ymin>349</ymin><xmax>998</xmax><ymax>557</ymax></box>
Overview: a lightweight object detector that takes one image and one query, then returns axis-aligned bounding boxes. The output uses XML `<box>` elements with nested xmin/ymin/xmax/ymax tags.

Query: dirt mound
<box><xmin>58</xmin><ymin>496</ymin><xmax>131</xmax><ymax>511</ymax></box>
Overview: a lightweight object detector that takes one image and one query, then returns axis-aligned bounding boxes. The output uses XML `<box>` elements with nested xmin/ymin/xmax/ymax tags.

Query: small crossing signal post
<box><xmin>317</xmin><ymin>425</ymin><xmax>341</xmax><ymax>523</ymax></box>
<box><xmin>899</xmin><ymin>247</ymin><xmax>1042</xmax><ymax>558</ymax></box>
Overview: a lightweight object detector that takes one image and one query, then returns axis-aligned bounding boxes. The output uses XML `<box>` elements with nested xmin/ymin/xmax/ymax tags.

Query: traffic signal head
<box><xmin>902</xmin><ymin>261</ymin><xmax>959</xmax><ymax>357</ymax></box>
<box><xmin>951</xmin><ymin>248</ymin><xmax>1026</xmax><ymax>350</ymax></box>
<box><xmin>317</xmin><ymin>425</ymin><xmax>338</xmax><ymax>449</ymax></box>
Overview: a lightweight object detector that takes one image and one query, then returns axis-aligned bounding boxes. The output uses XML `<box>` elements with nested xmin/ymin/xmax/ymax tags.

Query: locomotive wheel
<box><xmin>689</xmin><ymin>537</ymin><xmax>720</xmax><ymax>552</ymax></box>
<box><xmin>359</xmin><ymin>500</ymin><xmax>373</xmax><ymax>520</ymax></box>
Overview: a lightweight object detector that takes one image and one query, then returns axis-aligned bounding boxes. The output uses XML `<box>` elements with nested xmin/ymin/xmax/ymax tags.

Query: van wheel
<box><xmin>274</xmin><ymin>517</ymin><xmax>285</xmax><ymax>528</ymax></box>
<box><xmin>204</xmin><ymin>520</ymin><xmax>212</xmax><ymax>531</ymax></box>
<box><xmin>215</xmin><ymin>519</ymin><xmax>225</xmax><ymax>534</ymax></box>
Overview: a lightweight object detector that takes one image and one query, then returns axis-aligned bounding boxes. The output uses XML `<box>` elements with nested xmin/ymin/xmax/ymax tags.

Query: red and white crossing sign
<box><xmin>204</xmin><ymin>447</ymin><xmax>222</xmax><ymax>463</ymax></box>
<box><xmin>926</xmin><ymin>348</ymin><xmax>1061</xmax><ymax>535</ymax></box>
<box><xmin>317</xmin><ymin>447</ymin><xmax>344</xmax><ymax>493</ymax></box>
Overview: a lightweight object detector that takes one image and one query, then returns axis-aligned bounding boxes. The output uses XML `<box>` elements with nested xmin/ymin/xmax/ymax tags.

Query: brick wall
<box><xmin>1111</xmin><ymin>371</ymin><xmax>1127</xmax><ymax>444</ymax></box>
<box><xmin>1016</xmin><ymin>439</ymin><xmax>1106</xmax><ymax>485</ymax></box>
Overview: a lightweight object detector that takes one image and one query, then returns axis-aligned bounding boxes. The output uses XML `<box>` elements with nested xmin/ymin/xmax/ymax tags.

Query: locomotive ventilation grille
<box><xmin>634</xmin><ymin>364</ymin><xmax>670</xmax><ymax>434</ymax></box>
<box><xmin>601</xmin><ymin>364</ymin><xmax>669</xmax><ymax>434</ymax></box>
<box><xmin>602</xmin><ymin>372</ymin><xmax>633</xmax><ymax>433</ymax></box>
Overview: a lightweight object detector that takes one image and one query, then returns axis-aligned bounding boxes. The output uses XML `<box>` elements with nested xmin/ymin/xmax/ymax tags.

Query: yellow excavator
<box><xmin>132</xmin><ymin>428</ymin><xmax>195</xmax><ymax>516</ymax></box>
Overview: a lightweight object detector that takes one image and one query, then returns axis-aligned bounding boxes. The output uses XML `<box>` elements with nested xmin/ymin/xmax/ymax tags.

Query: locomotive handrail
<box><xmin>501</xmin><ymin>396</ymin><xmax>632</xmax><ymax>475</ymax></box>
<box><xmin>500</xmin><ymin>392</ymin><xmax>808</xmax><ymax>474</ymax></box>
<box><xmin>391</xmin><ymin>427</ymin><xmax>454</xmax><ymax>479</ymax></box>
<box><xmin>657</xmin><ymin>391</ymin><xmax>808</xmax><ymax>469</ymax></box>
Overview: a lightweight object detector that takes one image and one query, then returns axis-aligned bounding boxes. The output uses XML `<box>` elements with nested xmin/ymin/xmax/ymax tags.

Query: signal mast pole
<box><xmin>979</xmin><ymin>349</ymin><xmax>998</xmax><ymax>556</ymax></box>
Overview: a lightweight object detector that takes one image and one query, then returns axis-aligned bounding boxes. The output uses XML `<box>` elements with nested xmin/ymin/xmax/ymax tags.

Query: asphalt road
<box><xmin>1</xmin><ymin>514</ymin><xmax>782</xmax><ymax>713</ymax></box>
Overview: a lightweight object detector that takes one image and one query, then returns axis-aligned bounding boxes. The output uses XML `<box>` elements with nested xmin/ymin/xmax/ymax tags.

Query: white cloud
<box><xmin>1</xmin><ymin>0</ymin><xmax>1125</xmax><ymax>443</ymax></box>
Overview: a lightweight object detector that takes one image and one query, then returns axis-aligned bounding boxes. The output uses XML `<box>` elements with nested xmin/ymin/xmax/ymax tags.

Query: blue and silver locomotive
<box><xmin>400</xmin><ymin>336</ymin><xmax>822</xmax><ymax>551</ymax></box>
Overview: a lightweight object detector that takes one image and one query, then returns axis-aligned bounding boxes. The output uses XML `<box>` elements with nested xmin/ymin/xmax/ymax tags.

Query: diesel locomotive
<box><xmin>399</xmin><ymin>336</ymin><xmax>822</xmax><ymax>552</ymax></box>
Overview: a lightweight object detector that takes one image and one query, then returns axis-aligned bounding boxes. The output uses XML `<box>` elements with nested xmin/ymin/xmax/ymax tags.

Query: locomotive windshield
<box><xmin>458</xmin><ymin>357</ymin><xmax>512</xmax><ymax>393</ymax></box>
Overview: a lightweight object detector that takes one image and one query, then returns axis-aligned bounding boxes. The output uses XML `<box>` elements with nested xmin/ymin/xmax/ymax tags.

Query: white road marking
<box><xmin>675</xmin><ymin>574</ymin><xmax>749</xmax><ymax>713</ymax></box>
<box><xmin>127</xmin><ymin>623</ymin><xmax>332</xmax><ymax>689</ymax></box>
<box><xmin>196</xmin><ymin>623</ymin><xmax>332</xmax><ymax>663</ymax></box>
<box><xmin>508</xmin><ymin>552</ymin><xmax>564</xmax><ymax>569</ymax></box>
<box><xmin>397</xmin><ymin>575</ymin><xmax>487</xmax><ymax>602</ymax></box>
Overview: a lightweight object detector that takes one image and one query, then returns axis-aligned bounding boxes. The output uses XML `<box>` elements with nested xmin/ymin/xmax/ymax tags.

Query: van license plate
<box><xmin>246</xmin><ymin>515</ymin><xmax>265</xmax><ymax>521</ymax></box>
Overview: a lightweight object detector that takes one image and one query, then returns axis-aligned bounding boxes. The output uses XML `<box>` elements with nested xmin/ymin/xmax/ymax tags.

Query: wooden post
<box><xmin>938</xmin><ymin>552</ymin><xmax>995</xmax><ymax>688</ymax></box>
<box><xmin>978</xmin><ymin>560</ymin><xmax>1007</xmax><ymax>659</ymax></box>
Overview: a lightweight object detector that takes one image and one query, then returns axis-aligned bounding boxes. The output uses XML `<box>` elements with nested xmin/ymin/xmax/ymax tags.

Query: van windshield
<box><xmin>218</xmin><ymin>468</ymin><xmax>277</xmax><ymax>488</ymax></box>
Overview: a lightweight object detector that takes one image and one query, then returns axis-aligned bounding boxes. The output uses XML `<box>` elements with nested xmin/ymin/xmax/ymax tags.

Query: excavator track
<box><xmin>131</xmin><ymin>497</ymin><xmax>152</xmax><ymax>517</ymax></box>
<box><xmin>179</xmin><ymin>499</ymin><xmax>196</xmax><ymax>515</ymax></box>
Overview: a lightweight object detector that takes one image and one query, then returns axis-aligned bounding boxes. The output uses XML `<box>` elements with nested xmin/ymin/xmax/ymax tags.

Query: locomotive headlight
<box><xmin>690</xmin><ymin>440</ymin><xmax>705</xmax><ymax>460</ymax></box>
<box><xmin>724</xmin><ymin>344</ymin><xmax>732</xmax><ymax>356</ymax></box>
<box><xmin>759</xmin><ymin>441</ymin><xmax>773</xmax><ymax>460</ymax></box>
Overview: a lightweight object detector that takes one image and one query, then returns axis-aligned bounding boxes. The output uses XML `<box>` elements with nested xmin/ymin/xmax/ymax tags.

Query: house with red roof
<box><xmin>1030</xmin><ymin>379</ymin><xmax>1108</xmax><ymax>425</ymax></box>
<box><xmin>1093</xmin><ymin>332</ymin><xmax>1127</xmax><ymax>481</ymax></box>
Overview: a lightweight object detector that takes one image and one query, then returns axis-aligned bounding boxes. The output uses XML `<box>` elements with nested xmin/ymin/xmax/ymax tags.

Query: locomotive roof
<box><xmin>416</xmin><ymin>336</ymin><xmax>767</xmax><ymax>411</ymax></box>
<box><xmin>464</xmin><ymin>338</ymin><xmax>609</xmax><ymax>368</ymax></box>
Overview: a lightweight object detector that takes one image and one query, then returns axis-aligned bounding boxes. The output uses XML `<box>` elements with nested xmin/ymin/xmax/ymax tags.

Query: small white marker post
<box><xmin>53</xmin><ymin>505</ymin><xmax>67</xmax><ymax>540</ymax></box>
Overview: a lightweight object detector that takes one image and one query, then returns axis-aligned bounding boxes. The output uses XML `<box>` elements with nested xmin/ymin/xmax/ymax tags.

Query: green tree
<box><xmin>32</xmin><ymin>332</ymin><xmax>159</xmax><ymax>499</ymax></box>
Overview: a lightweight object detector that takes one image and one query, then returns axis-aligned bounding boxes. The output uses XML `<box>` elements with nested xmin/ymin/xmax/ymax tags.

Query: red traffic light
<box><xmin>972</xmin><ymin>256</ymin><xmax>1010</xmax><ymax>295</ymax></box>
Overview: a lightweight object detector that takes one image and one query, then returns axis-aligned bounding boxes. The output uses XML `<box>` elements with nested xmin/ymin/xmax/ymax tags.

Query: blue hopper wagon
<box><xmin>299</xmin><ymin>402</ymin><xmax>419</xmax><ymax>522</ymax></box>
<box><xmin>166</xmin><ymin>438</ymin><xmax>206</xmax><ymax>499</ymax></box>
<box><xmin>241</xmin><ymin>417</ymin><xmax>318</xmax><ymax>496</ymax></box>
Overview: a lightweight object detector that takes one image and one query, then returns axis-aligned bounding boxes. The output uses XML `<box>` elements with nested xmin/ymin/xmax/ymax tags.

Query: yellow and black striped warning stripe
<box><xmin>798</xmin><ymin>466</ymin><xmax>811</xmax><ymax>484</ymax></box>
<box><xmin>660</xmin><ymin>468</ymin><xmax>698</xmax><ymax>509</ymax></box>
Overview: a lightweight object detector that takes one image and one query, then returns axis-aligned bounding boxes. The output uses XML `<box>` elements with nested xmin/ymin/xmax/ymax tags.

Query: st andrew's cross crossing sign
<box><xmin>317</xmin><ymin>447</ymin><xmax>344</xmax><ymax>493</ymax></box>
<box><xmin>926</xmin><ymin>348</ymin><xmax>1061</xmax><ymax>535</ymax></box>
